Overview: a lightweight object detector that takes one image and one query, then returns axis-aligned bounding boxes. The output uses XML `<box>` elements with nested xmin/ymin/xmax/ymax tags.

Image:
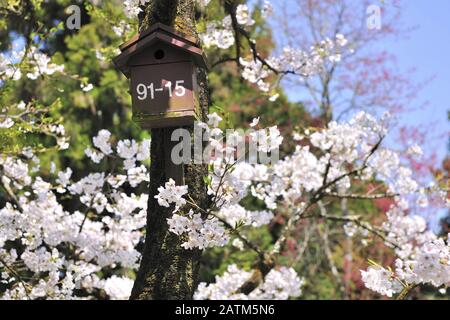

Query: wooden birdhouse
<box><xmin>113</xmin><ymin>23</ymin><xmax>208</xmax><ymax>129</ymax></box>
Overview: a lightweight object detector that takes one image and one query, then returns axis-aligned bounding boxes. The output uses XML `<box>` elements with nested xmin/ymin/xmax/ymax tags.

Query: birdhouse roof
<box><xmin>113</xmin><ymin>23</ymin><xmax>208</xmax><ymax>78</ymax></box>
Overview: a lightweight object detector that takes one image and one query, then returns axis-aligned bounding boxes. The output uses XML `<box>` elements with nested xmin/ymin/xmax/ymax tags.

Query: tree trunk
<box><xmin>130</xmin><ymin>0</ymin><xmax>210</xmax><ymax>300</ymax></box>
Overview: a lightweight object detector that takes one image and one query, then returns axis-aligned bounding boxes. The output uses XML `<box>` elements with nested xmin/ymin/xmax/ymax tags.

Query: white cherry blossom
<box><xmin>236</xmin><ymin>4</ymin><xmax>255</xmax><ymax>26</ymax></box>
<box><xmin>155</xmin><ymin>178</ymin><xmax>188</xmax><ymax>211</ymax></box>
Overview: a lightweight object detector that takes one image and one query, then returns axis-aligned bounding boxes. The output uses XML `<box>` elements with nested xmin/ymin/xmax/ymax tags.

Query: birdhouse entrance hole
<box><xmin>154</xmin><ymin>49</ymin><xmax>165</xmax><ymax>60</ymax></box>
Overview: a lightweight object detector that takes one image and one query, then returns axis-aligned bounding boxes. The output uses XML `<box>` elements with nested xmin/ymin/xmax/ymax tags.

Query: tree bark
<box><xmin>130</xmin><ymin>0</ymin><xmax>210</xmax><ymax>300</ymax></box>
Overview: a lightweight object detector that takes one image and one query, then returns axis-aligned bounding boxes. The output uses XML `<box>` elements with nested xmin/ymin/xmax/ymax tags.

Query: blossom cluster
<box><xmin>194</xmin><ymin>264</ymin><xmax>304</xmax><ymax>300</ymax></box>
<box><xmin>238</xmin><ymin>33</ymin><xmax>348</xmax><ymax>93</ymax></box>
<box><xmin>217</xmin><ymin>204</ymin><xmax>273</xmax><ymax>228</ymax></box>
<box><xmin>199</xmin><ymin>9</ymin><xmax>349</xmax><ymax>95</ymax></box>
<box><xmin>0</xmin><ymin>130</ymin><xmax>150</xmax><ymax>300</ymax></box>
<box><xmin>361</xmin><ymin>233</ymin><xmax>450</xmax><ymax>298</ymax></box>
<box><xmin>85</xmin><ymin>130</ymin><xmax>150</xmax><ymax>190</ymax></box>
<box><xmin>360</xmin><ymin>266</ymin><xmax>403</xmax><ymax>298</ymax></box>
<box><xmin>200</xmin><ymin>16</ymin><xmax>235</xmax><ymax>49</ymax></box>
<box><xmin>167</xmin><ymin>210</ymin><xmax>229</xmax><ymax>250</ymax></box>
<box><xmin>155</xmin><ymin>179</ymin><xmax>188</xmax><ymax>211</ymax></box>
<box><xmin>0</xmin><ymin>46</ymin><xmax>64</xmax><ymax>82</ymax></box>
<box><xmin>123</xmin><ymin>0</ymin><xmax>151</xmax><ymax>18</ymax></box>
<box><xmin>155</xmin><ymin>114</ymin><xmax>282</xmax><ymax>250</ymax></box>
<box><xmin>199</xmin><ymin>3</ymin><xmax>266</xmax><ymax>50</ymax></box>
<box><xmin>361</xmin><ymin>203</ymin><xmax>449</xmax><ymax>297</ymax></box>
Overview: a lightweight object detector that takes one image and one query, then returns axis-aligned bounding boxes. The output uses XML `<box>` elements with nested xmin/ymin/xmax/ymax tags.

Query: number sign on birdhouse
<box><xmin>113</xmin><ymin>23</ymin><xmax>208</xmax><ymax>129</ymax></box>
